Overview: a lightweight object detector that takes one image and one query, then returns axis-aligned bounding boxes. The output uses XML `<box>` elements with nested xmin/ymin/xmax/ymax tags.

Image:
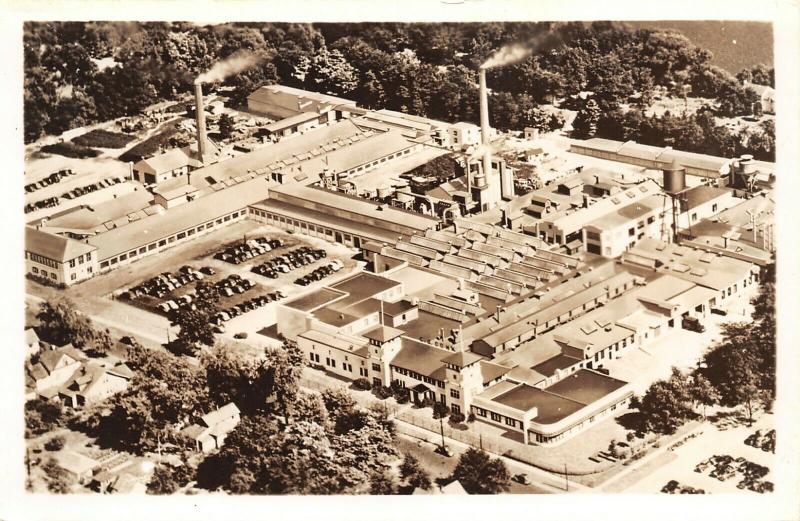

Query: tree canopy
<box><xmin>450</xmin><ymin>448</ymin><xmax>510</xmax><ymax>494</ymax></box>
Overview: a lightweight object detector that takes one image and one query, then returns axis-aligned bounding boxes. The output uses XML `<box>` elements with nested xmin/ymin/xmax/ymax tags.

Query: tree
<box><xmin>217</xmin><ymin>113</ymin><xmax>235</xmax><ymax>140</ymax></box>
<box><xmin>44</xmin><ymin>435</ymin><xmax>66</xmax><ymax>451</ymax></box>
<box><xmin>201</xmin><ymin>343</ymin><xmax>276</xmax><ymax>413</ymax></box>
<box><xmin>42</xmin><ymin>459</ymin><xmax>72</xmax><ymax>494</ymax></box>
<box><xmin>399</xmin><ymin>453</ymin><xmax>431</xmax><ymax>491</ymax></box>
<box><xmin>25</xmin><ymin>399</ymin><xmax>66</xmax><ymax>438</ymax></box>
<box><xmin>369</xmin><ymin>471</ymin><xmax>398</xmax><ymax>494</ymax></box>
<box><xmin>172</xmin><ymin>282</ymin><xmax>219</xmax><ymax>355</ymax></box>
<box><xmin>303</xmin><ymin>48</ymin><xmax>358</xmax><ymax>96</ymax></box>
<box><xmin>635</xmin><ymin>367</ymin><xmax>694</xmax><ymax>434</ymax></box>
<box><xmin>690</xmin><ymin>373</ymin><xmax>719</xmax><ymax>420</ymax></box>
<box><xmin>264</xmin><ymin>340</ymin><xmax>306</xmax><ymax>426</ymax></box>
<box><xmin>35</xmin><ymin>298</ymin><xmax>113</xmax><ymax>353</ymax></box>
<box><xmin>147</xmin><ymin>463</ymin><xmax>195</xmax><ymax>494</ymax></box>
<box><xmin>451</xmin><ymin>448</ymin><xmax>510</xmax><ymax>494</ymax></box>
<box><xmin>572</xmin><ymin>99</ymin><xmax>600</xmax><ymax>139</ymax></box>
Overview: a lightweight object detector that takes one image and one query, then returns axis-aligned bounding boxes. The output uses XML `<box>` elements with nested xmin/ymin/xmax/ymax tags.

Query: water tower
<box><xmin>662</xmin><ymin>158</ymin><xmax>688</xmax><ymax>243</ymax></box>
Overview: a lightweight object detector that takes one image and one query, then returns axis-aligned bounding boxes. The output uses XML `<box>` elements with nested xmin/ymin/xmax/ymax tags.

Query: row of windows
<box><xmin>30</xmin><ymin>266</ymin><xmax>56</xmax><ymax>280</ymax></box>
<box><xmin>99</xmin><ymin>211</ymin><xmax>245</xmax><ymax>268</ymax></box>
<box><xmin>28</xmin><ymin>253</ymin><xmax>58</xmax><ymax>269</ymax></box>
<box><xmin>474</xmin><ymin>407</ymin><xmax>520</xmax><ymax>429</ymax></box>
<box><xmin>392</xmin><ymin>366</ymin><xmax>445</xmax><ymax>388</ymax></box>
<box><xmin>344</xmin><ymin>147</ymin><xmax>414</xmax><ymax>175</ymax></box>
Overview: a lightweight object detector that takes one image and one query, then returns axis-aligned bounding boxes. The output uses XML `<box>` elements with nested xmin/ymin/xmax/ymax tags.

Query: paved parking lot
<box><xmin>624</xmin><ymin>413</ymin><xmax>775</xmax><ymax>493</ymax></box>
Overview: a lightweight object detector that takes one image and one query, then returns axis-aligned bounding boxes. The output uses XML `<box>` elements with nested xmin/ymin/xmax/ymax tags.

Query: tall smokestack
<box><xmin>479</xmin><ymin>69</ymin><xmax>492</xmax><ymax>182</ymax></box>
<box><xmin>194</xmin><ymin>80</ymin><xmax>207</xmax><ymax>165</ymax></box>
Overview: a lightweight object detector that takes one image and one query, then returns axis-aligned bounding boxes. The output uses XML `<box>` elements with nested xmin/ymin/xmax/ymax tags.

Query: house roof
<box><xmin>390</xmin><ymin>339</ymin><xmax>452</xmax><ymax>380</ymax></box>
<box><xmin>441</xmin><ymin>350</ymin><xmax>483</xmax><ymax>368</ymax></box>
<box><xmin>135</xmin><ymin>148</ymin><xmax>191</xmax><ymax>175</ymax></box>
<box><xmin>25</xmin><ymin>226</ymin><xmax>97</xmax><ymax>262</ymax></box>
<box><xmin>201</xmin><ymin>403</ymin><xmax>240</xmax><ymax>428</ymax></box>
<box><xmin>361</xmin><ymin>324</ymin><xmax>404</xmax><ymax>343</ymax></box>
<box><xmin>55</xmin><ymin>451</ymin><xmax>99</xmax><ymax>475</ymax></box>
<box><xmin>479</xmin><ymin>361</ymin><xmax>512</xmax><ymax>384</ymax></box>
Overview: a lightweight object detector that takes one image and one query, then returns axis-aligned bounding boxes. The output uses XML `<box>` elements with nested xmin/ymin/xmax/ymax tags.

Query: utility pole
<box><xmin>439</xmin><ymin>415</ymin><xmax>447</xmax><ymax>454</ymax></box>
<box><xmin>564</xmin><ymin>463</ymin><xmax>569</xmax><ymax>491</ymax></box>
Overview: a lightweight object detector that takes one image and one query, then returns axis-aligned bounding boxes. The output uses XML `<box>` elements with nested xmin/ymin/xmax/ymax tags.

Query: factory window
<box><xmin>628</xmin><ymin>227</ymin><xmax>635</xmax><ymax>236</ymax></box>
<box><xmin>187</xmin><ymin>229</ymin><xmax>195</xmax><ymax>236</ymax></box>
<box><xmin>148</xmin><ymin>243</ymin><xmax>157</xmax><ymax>251</ymax></box>
<box><xmin>476</xmin><ymin>408</ymin><xmax>486</xmax><ymax>417</ymax></box>
<box><xmin>119</xmin><ymin>253</ymin><xmax>128</xmax><ymax>261</ymax></box>
<box><xmin>130</xmin><ymin>250</ymin><xmax>137</xmax><ymax>257</ymax></box>
<box><xmin>139</xmin><ymin>247</ymin><xmax>147</xmax><ymax>254</ymax></box>
<box><xmin>712</xmin><ymin>203</ymin><xmax>718</xmax><ymax>212</ymax></box>
<box><xmin>100</xmin><ymin>261</ymin><xmax>109</xmax><ymax>268</ymax></box>
<box><xmin>216</xmin><ymin>218</ymin><xmax>223</xmax><ymax>224</ymax></box>
<box><xmin>177</xmin><ymin>232</ymin><xmax>186</xmax><ymax>240</ymax></box>
<box><xmin>69</xmin><ymin>259</ymin><xmax>75</xmax><ymax>268</ymax></box>
<box><xmin>224</xmin><ymin>215</ymin><xmax>231</xmax><ymax>222</ymax></box>
<box><xmin>71</xmin><ymin>273</ymin><xmax>76</xmax><ymax>281</ymax></box>
<box><xmin>586</xmin><ymin>231</ymin><xmax>601</xmax><ymax>241</ymax></box>
<box><xmin>691</xmin><ymin>212</ymin><xmax>697</xmax><ymax>221</ymax></box>
<box><xmin>505</xmin><ymin>417</ymin><xmax>516</xmax><ymax>427</ymax></box>
<box><xmin>168</xmin><ymin>236</ymin><xmax>176</xmax><ymax>243</ymax></box>
<box><xmin>31</xmin><ymin>267</ymin><xmax>38</xmax><ymax>274</ymax></box>
<box><xmin>110</xmin><ymin>258</ymin><xmax>118</xmax><ymax>265</ymax></box>
<box><xmin>159</xmin><ymin>240</ymin><xmax>167</xmax><ymax>247</ymax></box>
<box><xmin>450</xmin><ymin>389</ymin><xmax>460</xmax><ymax>399</ymax></box>
<box><xmin>359</xmin><ymin>368</ymin><xmax>368</xmax><ymax>377</ymax></box>
<box><xmin>372</xmin><ymin>363</ymin><xmax>381</xmax><ymax>372</ymax></box>
<box><xmin>647</xmin><ymin>216</ymin><xmax>655</xmax><ymax>224</ymax></box>
<box><xmin>451</xmin><ymin>404</ymin><xmax>461</xmax><ymax>414</ymax></box>
<box><xmin>490</xmin><ymin>412</ymin><xmax>501</xmax><ymax>422</ymax></box>
<box><xmin>50</xmin><ymin>272</ymin><xmax>57</xmax><ymax>280</ymax></box>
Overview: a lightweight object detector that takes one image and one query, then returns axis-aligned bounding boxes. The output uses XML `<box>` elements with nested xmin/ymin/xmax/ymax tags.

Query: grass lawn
<box><xmin>72</xmin><ymin>129</ymin><xmax>135</xmax><ymax>149</ymax></box>
<box><xmin>40</xmin><ymin>141</ymin><xmax>100</xmax><ymax>159</ymax></box>
<box><xmin>119</xmin><ymin>121</ymin><xmax>181</xmax><ymax>163</ymax></box>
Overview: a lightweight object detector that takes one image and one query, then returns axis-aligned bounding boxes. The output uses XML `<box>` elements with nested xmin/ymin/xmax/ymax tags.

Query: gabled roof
<box><xmin>441</xmin><ymin>350</ymin><xmax>483</xmax><ymax>368</ymax></box>
<box><xmin>361</xmin><ymin>324</ymin><xmax>404</xmax><ymax>343</ymax></box>
<box><xmin>201</xmin><ymin>403</ymin><xmax>240</xmax><ymax>428</ymax></box>
<box><xmin>25</xmin><ymin>226</ymin><xmax>97</xmax><ymax>262</ymax></box>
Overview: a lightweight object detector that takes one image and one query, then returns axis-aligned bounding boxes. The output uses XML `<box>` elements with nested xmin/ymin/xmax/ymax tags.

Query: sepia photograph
<box><xmin>2</xmin><ymin>1</ymin><xmax>799</xmax><ymax>520</ymax></box>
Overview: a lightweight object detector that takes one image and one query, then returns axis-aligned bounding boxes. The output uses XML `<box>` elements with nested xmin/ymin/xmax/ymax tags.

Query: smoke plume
<box><xmin>196</xmin><ymin>50</ymin><xmax>263</xmax><ymax>84</ymax></box>
<box><xmin>480</xmin><ymin>23</ymin><xmax>569</xmax><ymax>70</ymax></box>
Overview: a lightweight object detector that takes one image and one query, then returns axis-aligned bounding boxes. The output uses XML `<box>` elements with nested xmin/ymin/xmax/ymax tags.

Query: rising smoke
<box><xmin>195</xmin><ymin>50</ymin><xmax>263</xmax><ymax>84</ymax></box>
<box><xmin>480</xmin><ymin>23</ymin><xmax>570</xmax><ymax>70</ymax></box>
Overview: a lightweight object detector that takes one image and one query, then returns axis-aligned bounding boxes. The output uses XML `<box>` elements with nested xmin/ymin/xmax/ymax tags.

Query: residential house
<box><xmin>180</xmin><ymin>403</ymin><xmax>241</xmax><ymax>453</ymax></box>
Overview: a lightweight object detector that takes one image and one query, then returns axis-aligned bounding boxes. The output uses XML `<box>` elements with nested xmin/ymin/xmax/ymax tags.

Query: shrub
<box><xmin>44</xmin><ymin>435</ymin><xmax>65</xmax><ymax>451</ymax></box>
<box><xmin>433</xmin><ymin>402</ymin><xmax>449</xmax><ymax>420</ymax></box>
<box><xmin>467</xmin><ymin>412</ymin><xmax>476</xmax><ymax>423</ymax></box>
<box><xmin>119</xmin><ymin>125</ymin><xmax>180</xmax><ymax>162</ymax></box>
<box><xmin>72</xmin><ymin>129</ymin><xmax>135</xmax><ymax>148</ymax></box>
<box><xmin>352</xmin><ymin>377</ymin><xmax>372</xmax><ymax>391</ymax></box>
<box><xmin>233</xmin><ymin>332</ymin><xmax>248</xmax><ymax>339</ymax></box>
<box><xmin>374</xmin><ymin>385</ymin><xmax>393</xmax><ymax>400</ymax></box>
<box><xmin>40</xmin><ymin>141</ymin><xmax>99</xmax><ymax>158</ymax></box>
<box><xmin>449</xmin><ymin>412</ymin><xmax>466</xmax><ymax>424</ymax></box>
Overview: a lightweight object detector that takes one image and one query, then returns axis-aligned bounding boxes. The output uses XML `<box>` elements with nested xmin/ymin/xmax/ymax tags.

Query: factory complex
<box><xmin>24</xmin><ymin>79</ymin><xmax>774</xmax><ymax>448</ymax></box>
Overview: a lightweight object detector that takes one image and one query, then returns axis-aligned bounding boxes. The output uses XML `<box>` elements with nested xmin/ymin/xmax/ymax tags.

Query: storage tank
<box><xmin>377</xmin><ymin>185</ymin><xmax>392</xmax><ymax>199</ymax></box>
<box><xmin>474</xmin><ymin>172</ymin><xmax>488</xmax><ymax>189</ymax></box>
<box><xmin>740</xmin><ymin>154</ymin><xmax>757</xmax><ymax>175</ymax></box>
<box><xmin>662</xmin><ymin>158</ymin><xmax>686</xmax><ymax>194</ymax></box>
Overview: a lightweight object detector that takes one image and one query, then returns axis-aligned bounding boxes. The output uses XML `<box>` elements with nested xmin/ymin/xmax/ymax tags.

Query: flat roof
<box><xmin>544</xmin><ymin>369</ymin><xmax>628</xmax><ymax>405</ymax></box>
<box><xmin>298</xmin><ymin>329</ymin><xmax>368</xmax><ymax>356</ymax></box>
<box><xmin>531</xmin><ymin>354</ymin><xmax>583</xmax><ymax>378</ymax></box>
<box><xmin>362</xmin><ymin>324</ymin><xmax>404</xmax><ymax>343</ymax></box>
<box><xmin>329</xmin><ymin>272</ymin><xmax>401</xmax><ymax>308</ymax></box>
<box><xmin>284</xmin><ymin>287</ymin><xmax>346</xmax><ymax>312</ymax></box>
<box><xmin>684</xmin><ymin>185</ymin><xmax>731</xmax><ymax>208</ymax></box>
<box><xmin>493</xmin><ymin>384</ymin><xmax>585</xmax><ymax>423</ymax></box>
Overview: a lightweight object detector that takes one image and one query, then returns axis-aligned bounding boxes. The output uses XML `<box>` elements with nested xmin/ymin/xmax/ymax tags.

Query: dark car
<box><xmin>682</xmin><ymin>316</ymin><xmax>706</xmax><ymax>333</ymax></box>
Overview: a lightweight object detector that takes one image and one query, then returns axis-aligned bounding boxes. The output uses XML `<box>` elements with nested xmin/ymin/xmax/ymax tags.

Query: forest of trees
<box><xmin>24</xmin><ymin>21</ymin><xmax>774</xmax><ymax>161</ymax></box>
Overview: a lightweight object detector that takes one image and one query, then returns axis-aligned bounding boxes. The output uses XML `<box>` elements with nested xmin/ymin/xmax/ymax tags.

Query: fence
<box><xmin>394</xmin><ymin>408</ymin><xmax>614</xmax><ymax>476</ymax></box>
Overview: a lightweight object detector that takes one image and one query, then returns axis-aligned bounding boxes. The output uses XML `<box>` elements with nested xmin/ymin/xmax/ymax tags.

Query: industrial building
<box><xmin>569</xmin><ymin>138</ymin><xmax>775</xmax><ymax>181</ymax></box>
